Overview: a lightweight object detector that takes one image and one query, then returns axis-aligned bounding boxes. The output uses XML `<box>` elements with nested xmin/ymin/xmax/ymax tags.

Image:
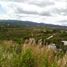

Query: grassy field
<box><xmin>0</xmin><ymin>27</ymin><xmax>67</xmax><ymax>67</ymax></box>
<box><xmin>0</xmin><ymin>40</ymin><xmax>67</xmax><ymax>67</ymax></box>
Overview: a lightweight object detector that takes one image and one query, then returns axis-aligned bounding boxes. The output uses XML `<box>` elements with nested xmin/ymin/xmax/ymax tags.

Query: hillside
<box><xmin>0</xmin><ymin>20</ymin><xmax>67</xmax><ymax>67</ymax></box>
<box><xmin>0</xmin><ymin>20</ymin><xmax>67</xmax><ymax>29</ymax></box>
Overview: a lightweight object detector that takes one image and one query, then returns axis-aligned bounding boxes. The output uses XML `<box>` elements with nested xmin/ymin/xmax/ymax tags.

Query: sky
<box><xmin>0</xmin><ymin>0</ymin><xmax>67</xmax><ymax>26</ymax></box>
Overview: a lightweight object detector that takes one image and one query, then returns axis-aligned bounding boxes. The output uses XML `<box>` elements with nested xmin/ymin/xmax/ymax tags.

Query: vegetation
<box><xmin>0</xmin><ymin>26</ymin><xmax>67</xmax><ymax>67</ymax></box>
<box><xmin>0</xmin><ymin>40</ymin><xmax>66</xmax><ymax>67</ymax></box>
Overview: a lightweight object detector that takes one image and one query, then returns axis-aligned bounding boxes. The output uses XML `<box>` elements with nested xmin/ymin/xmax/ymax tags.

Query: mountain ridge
<box><xmin>0</xmin><ymin>20</ymin><xmax>67</xmax><ymax>29</ymax></box>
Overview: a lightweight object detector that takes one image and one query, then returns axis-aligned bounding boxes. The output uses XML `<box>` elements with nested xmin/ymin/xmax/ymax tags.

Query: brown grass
<box><xmin>0</xmin><ymin>40</ymin><xmax>67</xmax><ymax>67</ymax></box>
<box><xmin>23</xmin><ymin>42</ymin><xmax>67</xmax><ymax>67</ymax></box>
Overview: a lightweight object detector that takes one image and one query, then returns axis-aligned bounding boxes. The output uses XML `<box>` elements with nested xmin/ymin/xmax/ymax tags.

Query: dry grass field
<box><xmin>0</xmin><ymin>40</ymin><xmax>67</xmax><ymax>67</ymax></box>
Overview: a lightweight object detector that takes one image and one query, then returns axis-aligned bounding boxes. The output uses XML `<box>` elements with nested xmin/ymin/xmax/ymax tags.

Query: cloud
<box><xmin>58</xmin><ymin>20</ymin><xmax>67</xmax><ymax>26</ymax></box>
<box><xmin>0</xmin><ymin>0</ymin><xmax>67</xmax><ymax>26</ymax></box>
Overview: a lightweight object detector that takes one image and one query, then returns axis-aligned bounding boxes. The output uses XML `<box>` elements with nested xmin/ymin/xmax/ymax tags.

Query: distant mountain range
<box><xmin>0</xmin><ymin>20</ymin><xmax>67</xmax><ymax>29</ymax></box>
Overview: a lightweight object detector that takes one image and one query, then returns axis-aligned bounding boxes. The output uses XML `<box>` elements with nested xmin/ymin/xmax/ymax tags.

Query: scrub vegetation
<box><xmin>0</xmin><ymin>27</ymin><xmax>67</xmax><ymax>67</ymax></box>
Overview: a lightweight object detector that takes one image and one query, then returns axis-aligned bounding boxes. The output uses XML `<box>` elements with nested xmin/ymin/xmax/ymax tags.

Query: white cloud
<box><xmin>0</xmin><ymin>0</ymin><xmax>67</xmax><ymax>26</ymax></box>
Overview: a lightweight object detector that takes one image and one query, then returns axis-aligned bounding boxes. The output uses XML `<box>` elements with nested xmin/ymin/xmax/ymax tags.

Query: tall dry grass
<box><xmin>0</xmin><ymin>40</ymin><xmax>66</xmax><ymax>67</ymax></box>
<box><xmin>23</xmin><ymin>40</ymin><xmax>67</xmax><ymax>67</ymax></box>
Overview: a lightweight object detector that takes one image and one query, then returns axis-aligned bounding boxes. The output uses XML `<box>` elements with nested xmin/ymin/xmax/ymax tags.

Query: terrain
<box><xmin>0</xmin><ymin>20</ymin><xmax>67</xmax><ymax>29</ymax></box>
<box><xmin>0</xmin><ymin>20</ymin><xmax>67</xmax><ymax>67</ymax></box>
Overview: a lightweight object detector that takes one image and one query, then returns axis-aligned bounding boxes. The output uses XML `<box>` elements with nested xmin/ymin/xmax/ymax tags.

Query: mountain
<box><xmin>0</xmin><ymin>20</ymin><xmax>67</xmax><ymax>29</ymax></box>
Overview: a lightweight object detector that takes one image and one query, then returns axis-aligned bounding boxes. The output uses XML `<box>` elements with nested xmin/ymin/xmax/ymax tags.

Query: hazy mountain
<box><xmin>0</xmin><ymin>20</ymin><xmax>67</xmax><ymax>29</ymax></box>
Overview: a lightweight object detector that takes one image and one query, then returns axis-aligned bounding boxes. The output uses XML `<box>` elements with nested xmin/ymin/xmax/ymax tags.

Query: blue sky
<box><xmin>0</xmin><ymin>0</ymin><xmax>67</xmax><ymax>26</ymax></box>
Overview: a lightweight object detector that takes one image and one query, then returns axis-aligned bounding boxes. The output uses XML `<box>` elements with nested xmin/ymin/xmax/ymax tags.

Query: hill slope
<box><xmin>0</xmin><ymin>20</ymin><xmax>67</xmax><ymax>29</ymax></box>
